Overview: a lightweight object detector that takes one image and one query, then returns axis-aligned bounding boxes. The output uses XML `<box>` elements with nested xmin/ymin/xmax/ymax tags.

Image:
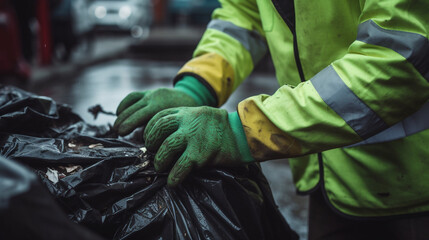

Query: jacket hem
<box><xmin>318</xmin><ymin>152</ymin><xmax>429</xmax><ymax>221</ymax></box>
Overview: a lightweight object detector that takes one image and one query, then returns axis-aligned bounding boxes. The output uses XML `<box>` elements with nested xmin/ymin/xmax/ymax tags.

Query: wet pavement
<box><xmin>26</xmin><ymin>39</ymin><xmax>309</xmax><ymax>239</ymax></box>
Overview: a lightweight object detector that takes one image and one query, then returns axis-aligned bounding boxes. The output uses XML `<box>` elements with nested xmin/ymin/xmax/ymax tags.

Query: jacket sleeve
<box><xmin>238</xmin><ymin>0</ymin><xmax>429</xmax><ymax>161</ymax></box>
<box><xmin>173</xmin><ymin>0</ymin><xmax>267</xmax><ymax>107</ymax></box>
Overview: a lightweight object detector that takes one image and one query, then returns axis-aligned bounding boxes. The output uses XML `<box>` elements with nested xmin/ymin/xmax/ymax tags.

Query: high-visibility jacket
<box><xmin>174</xmin><ymin>0</ymin><xmax>429</xmax><ymax>218</ymax></box>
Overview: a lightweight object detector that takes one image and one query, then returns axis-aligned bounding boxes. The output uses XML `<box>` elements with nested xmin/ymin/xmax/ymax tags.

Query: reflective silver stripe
<box><xmin>357</xmin><ymin>20</ymin><xmax>429</xmax><ymax>81</ymax></box>
<box><xmin>311</xmin><ymin>66</ymin><xmax>388</xmax><ymax>139</ymax></box>
<box><xmin>347</xmin><ymin>101</ymin><xmax>429</xmax><ymax>147</ymax></box>
<box><xmin>208</xmin><ymin>19</ymin><xmax>267</xmax><ymax>64</ymax></box>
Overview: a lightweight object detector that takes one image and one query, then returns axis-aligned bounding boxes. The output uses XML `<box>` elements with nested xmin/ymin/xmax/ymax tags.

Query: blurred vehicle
<box><xmin>89</xmin><ymin>0</ymin><xmax>152</xmax><ymax>38</ymax></box>
<box><xmin>168</xmin><ymin>0</ymin><xmax>220</xmax><ymax>26</ymax></box>
<box><xmin>50</xmin><ymin>0</ymin><xmax>94</xmax><ymax>62</ymax></box>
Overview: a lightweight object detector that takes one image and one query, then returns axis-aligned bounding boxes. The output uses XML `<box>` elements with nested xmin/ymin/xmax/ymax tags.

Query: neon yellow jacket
<box><xmin>174</xmin><ymin>0</ymin><xmax>429</xmax><ymax>218</ymax></box>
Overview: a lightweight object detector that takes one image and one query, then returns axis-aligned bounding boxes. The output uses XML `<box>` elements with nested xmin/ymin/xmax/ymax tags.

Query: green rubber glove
<box><xmin>114</xmin><ymin>76</ymin><xmax>216</xmax><ymax>136</ymax></box>
<box><xmin>114</xmin><ymin>89</ymin><xmax>199</xmax><ymax>136</ymax></box>
<box><xmin>144</xmin><ymin>106</ymin><xmax>254</xmax><ymax>187</ymax></box>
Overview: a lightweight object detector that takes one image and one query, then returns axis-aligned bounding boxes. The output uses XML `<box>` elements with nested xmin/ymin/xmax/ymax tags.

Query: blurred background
<box><xmin>0</xmin><ymin>0</ymin><xmax>308</xmax><ymax>239</ymax></box>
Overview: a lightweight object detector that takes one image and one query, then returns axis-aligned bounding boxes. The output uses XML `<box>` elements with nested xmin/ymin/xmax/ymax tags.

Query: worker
<box><xmin>114</xmin><ymin>0</ymin><xmax>429</xmax><ymax>239</ymax></box>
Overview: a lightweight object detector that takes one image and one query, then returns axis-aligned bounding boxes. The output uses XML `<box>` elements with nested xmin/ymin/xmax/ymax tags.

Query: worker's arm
<box><xmin>238</xmin><ymin>0</ymin><xmax>429</xmax><ymax>160</ymax></box>
<box><xmin>144</xmin><ymin>0</ymin><xmax>429</xmax><ymax>186</ymax></box>
<box><xmin>115</xmin><ymin>0</ymin><xmax>265</xmax><ymax>135</ymax></box>
<box><xmin>173</xmin><ymin>0</ymin><xmax>267</xmax><ymax>106</ymax></box>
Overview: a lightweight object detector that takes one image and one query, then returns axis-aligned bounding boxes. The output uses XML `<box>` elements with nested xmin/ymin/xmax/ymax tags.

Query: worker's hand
<box><xmin>144</xmin><ymin>106</ymin><xmax>247</xmax><ymax>187</ymax></box>
<box><xmin>114</xmin><ymin>88</ymin><xmax>199</xmax><ymax>136</ymax></box>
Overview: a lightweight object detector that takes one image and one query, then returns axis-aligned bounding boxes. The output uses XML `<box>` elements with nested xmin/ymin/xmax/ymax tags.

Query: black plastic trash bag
<box><xmin>0</xmin><ymin>156</ymin><xmax>105</xmax><ymax>240</ymax></box>
<box><xmin>0</xmin><ymin>85</ymin><xmax>299</xmax><ymax>240</ymax></box>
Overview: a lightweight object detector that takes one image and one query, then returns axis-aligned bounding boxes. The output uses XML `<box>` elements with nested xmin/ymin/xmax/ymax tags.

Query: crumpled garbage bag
<box><xmin>0</xmin><ymin>156</ymin><xmax>105</xmax><ymax>240</ymax></box>
<box><xmin>0</xmin><ymin>85</ymin><xmax>298</xmax><ymax>240</ymax></box>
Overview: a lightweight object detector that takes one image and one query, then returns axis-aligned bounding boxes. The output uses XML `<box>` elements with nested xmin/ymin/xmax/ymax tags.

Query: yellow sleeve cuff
<box><xmin>174</xmin><ymin>53</ymin><xmax>235</xmax><ymax>107</ymax></box>
<box><xmin>238</xmin><ymin>97</ymin><xmax>303</xmax><ymax>161</ymax></box>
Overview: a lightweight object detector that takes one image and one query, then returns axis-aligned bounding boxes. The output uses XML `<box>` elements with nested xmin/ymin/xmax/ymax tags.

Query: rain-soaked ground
<box><xmin>28</xmin><ymin>54</ymin><xmax>309</xmax><ymax>239</ymax></box>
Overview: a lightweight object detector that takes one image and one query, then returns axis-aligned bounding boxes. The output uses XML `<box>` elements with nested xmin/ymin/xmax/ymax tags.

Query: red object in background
<box><xmin>0</xmin><ymin>0</ymin><xmax>30</xmax><ymax>79</ymax></box>
<box><xmin>153</xmin><ymin>0</ymin><xmax>168</xmax><ymax>25</ymax></box>
<box><xmin>36</xmin><ymin>0</ymin><xmax>52</xmax><ymax>65</ymax></box>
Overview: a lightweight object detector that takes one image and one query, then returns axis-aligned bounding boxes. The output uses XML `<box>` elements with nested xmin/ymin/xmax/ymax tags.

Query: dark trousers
<box><xmin>309</xmin><ymin>189</ymin><xmax>429</xmax><ymax>240</ymax></box>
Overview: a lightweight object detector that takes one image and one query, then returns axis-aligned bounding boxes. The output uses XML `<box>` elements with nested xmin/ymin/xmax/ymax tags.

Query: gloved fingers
<box><xmin>144</xmin><ymin>108</ymin><xmax>180</xmax><ymax>140</ymax></box>
<box><xmin>114</xmin><ymin>99</ymin><xmax>148</xmax><ymax>134</ymax></box>
<box><xmin>154</xmin><ymin>131</ymin><xmax>186</xmax><ymax>172</ymax></box>
<box><xmin>115</xmin><ymin>105</ymin><xmax>152</xmax><ymax>136</ymax></box>
<box><xmin>167</xmin><ymin>152</ymin><xmax>195</xmax><ymax>187</ymax></box>
<box><xmin>144</xmin><ymin>113</ymin><xmax>180</xmax><ymax>151</ymax></box>
<box><xmin>116</xmin><ymin>91</ymin><xmax>147</xmax><ymax>115</ymax></box>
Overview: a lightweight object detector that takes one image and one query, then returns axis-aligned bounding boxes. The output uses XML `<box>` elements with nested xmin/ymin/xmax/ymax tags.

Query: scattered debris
<box><xmin>65</xmin><ymin>165</ymin><xmax>82</xmax><ymax>173</ymax></box>
<box><xmin>46</xmin><ymin>168</ymin><xmax>59</xmax><ymax>184</ymax></box>
<box><xmin>137</xmin><ymin>146</ymin><xmax>155</xmax><ymax>161</ymax></box>
<box><xmin>140</xmin><ymin>147</ymin><xmax>147</xmax><ymax>154</ymax></box>
<box><xmin>136</xmin><ymin>160</ymin><xmax>150</xmax><ymax>169</ymax></box>
<box><xmin>45</xmin><ymin>165</ymin><xmax>83</xmax><ymax>183</ymax></box>
<box><xmin>88</xmin><ymin>104</ymin><xmax>115</xmax><ymax>120</ymax></box>
<box><xmin>89</xmin><ymin>143</ymin><xmax>104</xmax><ymax>149</ymax></box>
<box><xmin>141</xmin><ymin>160</ymin><xmax>149</xmax><ymax>168</ymax></box>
